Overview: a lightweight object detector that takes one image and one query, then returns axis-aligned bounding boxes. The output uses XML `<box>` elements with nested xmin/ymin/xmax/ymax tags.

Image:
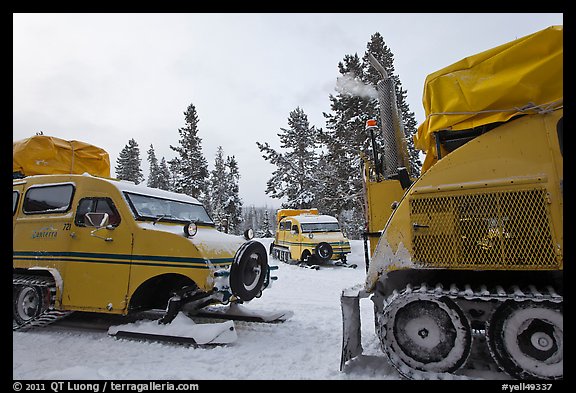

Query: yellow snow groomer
<box><xmin>341</xmin><ymin>25</ymin><xmax>563</xmax><ymax>380</ymax></box>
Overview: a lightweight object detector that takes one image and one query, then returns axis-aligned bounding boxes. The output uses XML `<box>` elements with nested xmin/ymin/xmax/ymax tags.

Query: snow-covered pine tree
<box><xmin>256</xmin><ymin>107</ymin><xmax>320</xmax><ymax>209</ymax></box>
<box><xmin>320</xmin><ymin>54</ymin><xmax>374</xmax><ymax>238</ymax></box>
<box><xmin>259</xmin><ymin>208</ymin><xmax>273</xmax><ymax>238</ymax></box>
<box><xmin>208</xmin><ymin>146</ymin><xmax>228</xmax><ymax>231</ymax></box>
<box><xmin>207</xmin><ymin>147</ymin><xmax>243</xmax><ymax>234</ymax></box>
<box><xmin>318</xmin><ymin>34</ymin><xmax>423</xmax><ymax>238</ymax></box>
<box><xmin>115</xmin><ymin>138</ymin><xmax>144</xmax><ymax>184</ymax></box>
<box><xmin>241</xmin><ymin>205</ymin><xmax>275</xmax><ymax>238</ymax></box>
<box><xmin>169</xmin><ymin>103</ymin><xmax>209</xmax><ymax>200</ymax></box>
<box><xmin>156</xmin><ymin>157</ymin><xmax>171</xmax><ymax>191</ymax></box>
<box><xmin>244</xmin><ymin>205</ymin><xmax>257</xmax><ymax>234</ymax></box>
<box><xmin>168</xmin><ymin>159</ymin><xmax>181</xmax><ymax>194</ymax></box>
<box><xmin>224</xmin><ymin>155</ymin><xmax>243</xmax><ymax>235</ymax></box>
<box><xmin>146</xmin><ymin>144</ymin><xmax>163</xmax><ymax>189</ymax></box>
<box><xmin>362</xmin><ymin>32</ymin><xmax>422</xmax><ymax>178</ymax></box>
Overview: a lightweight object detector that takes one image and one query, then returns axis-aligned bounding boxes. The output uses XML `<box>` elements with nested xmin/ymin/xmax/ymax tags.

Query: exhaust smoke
<box><xmin>335</xmin><ymin>72</ymin><xmax>378</xmax><ymax>100</ymax></box>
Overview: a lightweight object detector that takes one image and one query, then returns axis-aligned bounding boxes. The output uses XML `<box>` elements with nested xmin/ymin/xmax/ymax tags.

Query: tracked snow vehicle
<box><xmin>270</xmin><ymin>209</ymin><xmax>353</xmax><ymax>268</ymax></box>
<box><xmin>341</xmin><ymin>26</ymin><xmax>563</xmax><ymax>379</ymax></box>
<box><xmin>13</xmin><ymin>135</ymin><xmax>288</xmax><ymax>344</ymax></box>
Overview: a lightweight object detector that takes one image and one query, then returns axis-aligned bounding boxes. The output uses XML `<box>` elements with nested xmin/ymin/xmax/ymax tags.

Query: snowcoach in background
<box><xmin>13</xmin><ymin>135</ymin><xmax>290</xmax><ymax>345</ymax></box>
<box><xmin>340</xmin><ymin>26</ymin><xmax>563</xmax><ymax>380</ymax></box>
<box><xmin>270</xmin><ymin>208</ymin><xmax>354</xmax><ymax>269</ymax></box>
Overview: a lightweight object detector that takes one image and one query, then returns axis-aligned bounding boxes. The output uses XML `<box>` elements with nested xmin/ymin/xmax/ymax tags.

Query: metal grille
<box><xmin>410</xmin><ymin>188</ymin><xmax>559</xmax><ymax>269</ymax></box>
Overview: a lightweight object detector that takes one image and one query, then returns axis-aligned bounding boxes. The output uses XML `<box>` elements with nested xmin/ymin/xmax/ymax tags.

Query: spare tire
<box><xmin>230</xmin><ymin>241</ymin><xmax>268</xmax><ymax>301</ymax></box>
<box><xmin>315</xmin><ymin>242</ymin><xmax>333</xmax><ymax>262</ymax></box>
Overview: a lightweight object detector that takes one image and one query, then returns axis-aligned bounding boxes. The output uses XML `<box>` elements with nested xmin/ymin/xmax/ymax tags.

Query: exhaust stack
<box><xmin>367</xmin><ymin>53</ymin><xmax>411</xmax><ymax>185</ymax></box>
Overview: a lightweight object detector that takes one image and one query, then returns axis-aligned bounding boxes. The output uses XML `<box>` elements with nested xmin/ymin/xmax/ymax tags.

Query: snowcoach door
<box><xmin>63</xmin><ymin>195</ymin><xmax>133</xmax><ymax>313</ymax></box>
<box><xmin>276</xmin><ymin>219</ymin><xmax>286</xmax><ymax>247</ymax></box>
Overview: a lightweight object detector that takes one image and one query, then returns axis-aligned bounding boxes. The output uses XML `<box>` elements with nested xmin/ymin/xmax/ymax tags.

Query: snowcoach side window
<box><xmin>300</xmin><ymin>222</ymin><xmax>341</xmax><ymax>232</ymax></box>
<box><xmin>75</xmin><ymin>197</ymin><xmax>121</xmax><ymax>227</ymax></box>
<box><xmin>13</xmin><ymin>191</ymin><xmax>19</xmax><ymax>215</ymax></box>
<box><xmin>284</xmin><ymin>220</ymin><xmax>291</xmax><ymax>231</ymax></box>
<box><xmin>23</xmin><ymin>184</ymin><xmax>74</xmax><ymax>214</ymax></box>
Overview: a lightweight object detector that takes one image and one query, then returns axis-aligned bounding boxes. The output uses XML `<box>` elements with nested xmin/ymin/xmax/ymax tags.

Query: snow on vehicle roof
<box><xmin>14</xmin><ymin>173</ymin><xmax>202</xmax><ymax>205</ymax></box>
<box><xmin>289</xmin><ymin>214</ymin><xmax>339</xmax><ymax>224</ymax></box>
<box><xmin>102</xmin><ymin>177</ymin><xmax>201</xmax><ymax>204</ymax></box>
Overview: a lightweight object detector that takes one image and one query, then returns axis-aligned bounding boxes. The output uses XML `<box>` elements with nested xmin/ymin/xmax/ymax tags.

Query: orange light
<box><xmin>365</xmin><ymin>119</ymin><xmax>378</xmax><ymax>128</ymax></box>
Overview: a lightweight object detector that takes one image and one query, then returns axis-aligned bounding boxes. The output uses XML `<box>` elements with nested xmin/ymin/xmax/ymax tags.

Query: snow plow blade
<box><xmin>108</xmin><ymin>312</ymin><xmax>237</xmax><ymax>346</ymax></box>
<box><xmin>192</xmin><ymin>303</ymin><xmax>294</xmax><ymax>323</ymax></box>
<box><xmin>340</xmin><ymin>285</ymin><xmax>369</xmax><ymax>371</ymax></box>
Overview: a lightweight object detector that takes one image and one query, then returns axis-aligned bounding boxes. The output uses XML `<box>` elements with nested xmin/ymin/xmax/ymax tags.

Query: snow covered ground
<box><xmin>13</xmin><ymin>239</ymin><xmax>508</xmax><ymax>381</ymax></box>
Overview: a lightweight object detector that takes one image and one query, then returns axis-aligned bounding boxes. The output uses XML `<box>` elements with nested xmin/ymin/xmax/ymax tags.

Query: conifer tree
<box><xmin>259</xmin><ymin>208</ymin><xmax>273</xmax><ymax>237</ymax></box>
<box><xmin>318</xmin><ymin>32</ymin><xmax>423</xmax><ymax>238</ymax></box>
<box><xmin>146</xmin><ymin>144</ymin><xmax>161</xmax><ymax>189</ymax></box>
<box><xmin>169</xmin><ymin>103</ymin><xmax>209</xmax><ymax>200</ymax></box>
<box><xmin>208</xmin><ymin>146</ymin><xmax>228</xmax><ymax>231</ymax></box>
<box><xmin>244</xmin><ymin>205</ymin><xmax>257</xmax><ymax>234</ymax></box>
<box><xmin>115</xmin><ymin>138</ymin><xmax>144</xmax><ymax>184</ymax></box>
<box><xmin>320</xmin><ymin>54</ymin><xmax>373</xmax><ymax>238</ymax></box>
<box><xmin>208</xmin><ymin>147</ymin><xmax>243</xmax><ymax>234</ymax></box>
<box><xmin>156</xmin><ymin>157</ymin><xmax>171</xmax><ymax>191</ymax></box>
<box><xmin>362</xmin><ymin>32</ymin><xmax>422</xmax><ymax>178</ymax></box>
<box><xmin>256</xmin><ymin>107</ymin><xmax>320</xmax><ymax>209</ymax></box>
<box><xmin>224</xmin><ymin>155</ymin><xmax>243</xmax><ymax>234</ymax></box>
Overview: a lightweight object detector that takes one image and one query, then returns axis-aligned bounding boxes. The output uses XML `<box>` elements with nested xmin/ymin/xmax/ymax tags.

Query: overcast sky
<box><xmin>13</xmin><ymin>13</ymin><xmax>563</xmax><ymax>208</ymax></box>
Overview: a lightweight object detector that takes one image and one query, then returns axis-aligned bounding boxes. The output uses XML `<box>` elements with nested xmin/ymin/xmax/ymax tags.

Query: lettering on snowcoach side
<box><xmin>31</xmin><ymin>226</ymin><xmax>58</xmax><ymax>239</ymax></box>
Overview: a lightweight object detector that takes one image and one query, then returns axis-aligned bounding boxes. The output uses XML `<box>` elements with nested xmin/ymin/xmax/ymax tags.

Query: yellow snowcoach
<box><xmin>13</xmin><ymin>135</ymin><xmax>289</xmax><ymax>344</ymax></box>
<box><xmin>341</xmin><ymin>26</ymin><xmax>563</xmax><ymax>379</ymax></box>
<box><xmin>270</xmin><ymin>209</ymin><xmax>353</xmax><ymax>269</ymax></box>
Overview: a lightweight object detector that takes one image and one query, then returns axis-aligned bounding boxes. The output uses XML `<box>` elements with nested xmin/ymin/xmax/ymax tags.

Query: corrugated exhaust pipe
<box><xmin>367</xmin><ymin>53</ymin><xmax>411</xmax><ymax>187</ymax></box>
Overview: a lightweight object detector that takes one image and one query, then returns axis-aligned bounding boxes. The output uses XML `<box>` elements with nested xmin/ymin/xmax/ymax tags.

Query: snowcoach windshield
<box><xmin>300</xmin><ymin>222</ymin><xmax>341</xmax><ymax>233</ymax></box>
<box><xmin>124</xmin><ymin>192</ymin><xmax>214</xmax><ymax>225</ymax></box>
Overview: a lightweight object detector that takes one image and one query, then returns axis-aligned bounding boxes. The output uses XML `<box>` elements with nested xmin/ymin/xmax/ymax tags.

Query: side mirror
<box><xmin>85</xmin><ymin>212</ymin><xmax>113</xmax><ymax>242</ymax></box>
<box><xmin>85</xmin><ymin>212</ymin><xmax>110</xmax><ymax>228</ymax></box>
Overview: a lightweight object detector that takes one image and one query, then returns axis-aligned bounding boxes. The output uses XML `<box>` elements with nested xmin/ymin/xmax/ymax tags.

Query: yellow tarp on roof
<box><xmin>414</xmin><ymin>25</ymin><xmax>563</xmax><ymax>173</ymax></box>
<box><xmin>13</xmin><ymin>135</ymin><xmax>110</xmax><ymax>177</ymax></box>
<box><xmin>277</xmin><ymin>208</ymin><xmax>319</xmax><ymax>223</ymax></box>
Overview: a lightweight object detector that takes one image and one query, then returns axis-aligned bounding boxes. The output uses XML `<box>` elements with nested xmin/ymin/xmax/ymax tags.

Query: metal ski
<box><xmin>108</xmin><ymin>312</ymin><xmax>237</xmax><ymax>346</ymax></box>
<box><xmin>192</xmin><ymin>303</ymin><xmax>294</xmax><ymax>323</ymax></box>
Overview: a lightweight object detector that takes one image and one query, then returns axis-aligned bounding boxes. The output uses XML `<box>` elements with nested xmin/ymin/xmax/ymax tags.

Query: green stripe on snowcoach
<box><xmin>276</xmin><ymin>240</ymin><xmax>351</xmax><ymax>251</ymax></box>
<box><xmin>13</xmin><ymin>251</ymin><xmax>233</xmax><ymax>269</ymax></box>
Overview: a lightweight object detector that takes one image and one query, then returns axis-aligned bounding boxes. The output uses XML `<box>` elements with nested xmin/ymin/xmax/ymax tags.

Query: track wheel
<box><xmin>13</xmin><ymin>285</ymin><xmax>48</xmax><ymax>327</ymax></box>
<box><xmin>487</xmin><ymin>300</ymin><xmax>563</xmax><ymax>380</ymax></box>
<box><xmin>230</xmin><ymin>241</ymin><xmax>268</xmax><ymax>301</ymax></box>
<box><xmin>379</xmin><ymin>292</ymin><xmax>471</xmax><ymax>377</ymax></box>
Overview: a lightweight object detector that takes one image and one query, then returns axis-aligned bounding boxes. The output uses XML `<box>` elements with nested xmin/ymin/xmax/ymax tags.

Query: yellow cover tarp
<box><xmin>13</xmin><ymin>135</ymin><xmax>110</xmax><ymax>177</ymax></box>
<box><xmin>414</xmin><ymin>25</ymin><xmax>563</xmax><ymax>173</ymax></box>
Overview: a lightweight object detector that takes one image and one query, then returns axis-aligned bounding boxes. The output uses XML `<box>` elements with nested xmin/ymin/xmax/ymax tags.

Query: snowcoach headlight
<box><xmin>243</xmin><ymin>228</ymin><xmax>254</xmax><ymax>240</ymax></box>
<box><xmin>184</xmin><ymin>221</ymin><xmax>198</xmax><ymax>237</ymax></box>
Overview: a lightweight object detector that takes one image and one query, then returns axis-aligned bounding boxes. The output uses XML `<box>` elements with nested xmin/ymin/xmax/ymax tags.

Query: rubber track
<box><xmin>379</xmin><ymin>282</ymin><xmax>563</xmax><ymax>380</ymax></box>
<box><xmin>13</xmin><ymin>274</ymin><xmax>72</xmax><ymax>331</ymax></box>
